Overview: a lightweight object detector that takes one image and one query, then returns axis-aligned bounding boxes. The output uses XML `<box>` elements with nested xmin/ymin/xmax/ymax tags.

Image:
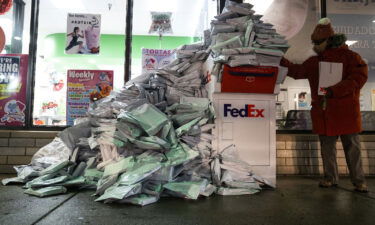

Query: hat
<box><xmin>311</xmin><ymin>18</ymin><xmax>335</xmax><ymax>41</ymax></box>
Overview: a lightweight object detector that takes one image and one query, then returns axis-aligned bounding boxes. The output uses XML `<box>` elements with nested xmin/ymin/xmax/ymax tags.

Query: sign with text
<box><xmin>142</xmin><ymin>48</ymin><xmax>175</xmax><ymax>73</ymax></box>
<box><xmin>66</xmin><ymin>13</ymin><xmax>101</xmax><ymax>55</ymax></box>
<box><xmin>66</xmin><ymin>70</ymin><xmax>113</xmax><ymax>126</ymax></box>
<box><xmin>0</xmin><ymin>54</ymin><xmax>28</xmax><ymax>127</ymax></box>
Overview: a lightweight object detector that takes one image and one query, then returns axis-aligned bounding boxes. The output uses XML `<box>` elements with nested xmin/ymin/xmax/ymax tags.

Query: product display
<box><xmin>2</xmin><ymin>0</ymin><xmax>285</xmax><ymax>206</ymax></box>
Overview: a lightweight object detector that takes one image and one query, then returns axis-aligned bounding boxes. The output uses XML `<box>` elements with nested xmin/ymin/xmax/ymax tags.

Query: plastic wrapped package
<box><xmin>24</xmin><ymin>173</ymin><xmax>58</xmax><ymax>189</ymax></box>
<box><xmin>211</xmin><ymin>35</ymin><xmax>244</xmax><ymax>54</ymax></box>
<box><xmin>214</xmin><ymin>12</ymin><xmax>239</xmax><ymax>22</ymax></box>
<box><xmin>14</xmin><ymin>165</ymin><xmax>41</xmax><ymax>180</ymax></box>
<box><xmin>226</xmin><ymin>16</ymin><xmax>251</xmax><ymax>31</ymax></box>
<box><xmin>200</xmin><ymin>184</ymin><xmax>217</xmax><ymax>197</ymax></box>
<box><xmin>117</xmin><ymin>161</ymin><xmax>162</xmax><ymax>186</ymax></box>
<box><xmin>224</xmin><ymin>5</ymin><xmax>255</xmax><ymax>16</ymax></box>
<box><xmin>120</xmin><ymin>194</ymin><xmax>159</xmax><ymax>206</ymax></box>
<box><xmin>175</xmin><ymin>117</ymin><xmax>202</xmax><ymax>137</ymax></box>
<box><xmin>165</xmin><ymin>144</ymin><xmax>199</xmax><ymax>167</ymax></box>
<box><xmin>31</xmin><ymin>138</ymin><xmax>72</xmax><ymax>167</ymax></box>
<box><xmin>39</xmin><ymin>160</ymin><xmax>70</xmax><ymax>176</ymax></box>
<box><xmin>204</xmin><ymin>29</ymin><xmax>212</xmax><ymax>47</ymax></box>
<box><xmin>95</xmin><ymin>174</ymin><xmax>118</xmax><ymax>195</ymax></box>
<box><xmin>1</xmin><ymin>177</ymin><xmax>25</xmax><ymax>185</ymax></box>
<box><xmin>221</xmin><ymin>47</ymin><xmax>254</xmax><ymax>55</ymax></box>
<box><xmin>255</xmin><ymin>53</ymin><xmax>282</xmax><ymax>66</ymax></box>
<box><xmin>242</xmin><ymin>20</ymin><xmax>254</xmax><ymax>45</ymax></box>
<box><xmin>59</xmin><ymin>121</ymin><xmax>92</xmax><ymax>150</ymax></box>
<box><xmin>228</xmin><ymin>54</ymin><xmax>258</xmax><ymax>67</ymax></box>
<box><xmin>211</xmin><ymin>23</ymin><xmax>236</xmax><ymax>35</ymax></box>
<box><xmin>224</xmin><ymin>0</ymin><xmax>253</xmax><ymax>10</ymax></box>
<box><xmin>24</xmin><ymin>186</ymin><xmax>67</xmax><ymax>197</ymax></box>
<box><xmin>216</xmin><ymin>187</ymin><xmax>259</xmax><ymax>196</ymax></box>
<box><xmin>29</xmin><ymin>175</ymin><xmax>68</xmax><ymax>188</ymax></box>
<box><xmin>211</xmin><ymin>158</ymin><xmax>221</xmax><ymax>186</ymax></box>
<box><xmin>142</xmin><ymin>180</ymin><xmax>164</xmax><ymax>196</ymax></box>
<box><xmin>102</xmin><ymin>156</ymin><xmax>135</xmax><ymax>178</ymax></box>
<box><xmin>176</xmin><ymin>50</ymin><xmax>198</xmax><ymax>59</ymax></box>
<box><xmin>253</xmin><ymin>47</ymin><xmax>284</xmax><ymax>57</ymax></box>
<box><xmin>214</xmin><ymin>32</ymin><xmax>244</xmax><ymax>44</ymax></box>
<box><xmin>224</xmin><ymin>181</ymin><xmax>261</xmax><ymax>190</ymax></box>
<box><xmin>163</xmin><ymin>181</ymin><xmax>204</xmax><ymax>200</ymax></box>
<box><xmin>95</xmin><ymin>183</ymin><xmax>142</xmax><ymax>202</ymax></box>
<box><xmin>128</xmin><ymin>103</ymin><xmax>169</xmax><ymax>136</ymax></box>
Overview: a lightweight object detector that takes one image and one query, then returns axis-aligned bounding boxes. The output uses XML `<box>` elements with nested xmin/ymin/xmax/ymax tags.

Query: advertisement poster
<box><xmin>0</xmin><ymin>54</ymin><xmax>28</xmax><ymax>127</ymax></box>
<box><xmin>66</xmin><ymin>70</ymin><xmax>113</xmax><ymax>126</ymax></box>
<box><xmin>66</xmin><ymin>13</ymin><xmax>101</xmax><ymax>55</ymax></box>
<box><xmin>142</xmin><ymin>48</ymin><xmax>175</xmax><ymax>73</ymax></box>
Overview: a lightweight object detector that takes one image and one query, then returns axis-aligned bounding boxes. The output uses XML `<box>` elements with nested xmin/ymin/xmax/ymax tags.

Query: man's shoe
<box><xmin>354</xmin><ymin>183</ymin><xmax>368</xmax><ymax>193</ymax></box>
<box><xmin>319</xmin><ymin>180</ymin><xmax>338</xmax><ymax>188</ymax></box>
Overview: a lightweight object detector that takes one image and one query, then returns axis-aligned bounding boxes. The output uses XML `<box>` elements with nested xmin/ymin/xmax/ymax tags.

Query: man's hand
<box><xmin>324</xmin><ymin>87</ymin><xmax>333</xmax><ymax>98</ymax></box>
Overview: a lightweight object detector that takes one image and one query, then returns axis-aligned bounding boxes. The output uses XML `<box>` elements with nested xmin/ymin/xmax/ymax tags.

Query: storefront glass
<box><xmin>130</xmin><ymin>0</ymin><xmax>217</xmax><ymax>78</ymax></box>
<box><xmin>32</xmin><ymin>0</ymin><xmax>126</xmax><ymax>126</ymax></box>
<box><xmin>327</xmin><ymin>0</ymin><xmax>375</xmax><ymax>131</ymax></box>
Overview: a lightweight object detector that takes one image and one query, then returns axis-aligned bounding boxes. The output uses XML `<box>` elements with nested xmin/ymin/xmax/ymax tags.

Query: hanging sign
<box><xmin>66</xmin><ymin>70</ymin><xmax>113</xmax><ymax>126</ymax></box>
<box><xmin>0</xmin><ymin>54</ymin><xmax>28</xmax><ymax>127</ymax></box>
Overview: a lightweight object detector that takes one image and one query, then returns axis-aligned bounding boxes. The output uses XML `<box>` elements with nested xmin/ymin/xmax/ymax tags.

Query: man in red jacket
<box><xmin>281</xmin><ymin>18</ymin><xmax>368</xmax><ymax>192</ymax></box>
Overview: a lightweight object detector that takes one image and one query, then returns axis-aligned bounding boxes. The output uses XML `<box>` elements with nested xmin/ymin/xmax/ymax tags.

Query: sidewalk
<box><xmin>0</xmin><ymin>175</ymin><xmax>374</xmax><ymax>225</ymax></box>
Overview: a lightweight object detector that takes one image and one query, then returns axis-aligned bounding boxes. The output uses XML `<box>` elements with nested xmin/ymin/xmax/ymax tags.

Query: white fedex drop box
<box><xmin>212</xmin><ymin>93</ymin><xmax>276</xmax><ymax>185</ymax></box>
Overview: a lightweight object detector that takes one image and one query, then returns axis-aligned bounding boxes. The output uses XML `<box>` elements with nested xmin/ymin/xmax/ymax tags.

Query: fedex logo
<box><xmin>224</xmin><ymin>104</ymin><xmax>265</xmax><ymax>118</ymax></box>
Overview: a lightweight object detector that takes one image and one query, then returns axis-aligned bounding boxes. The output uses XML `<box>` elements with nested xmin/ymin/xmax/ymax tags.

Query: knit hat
<box><xmin>311</xmin><ymin>18</ymin><xmax>335</xmax><ymax>41</ymax></box>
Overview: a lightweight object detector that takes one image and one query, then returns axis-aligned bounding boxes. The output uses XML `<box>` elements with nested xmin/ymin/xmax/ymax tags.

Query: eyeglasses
<box><xmin>312</xmin><ymin>39</ymin><xmax>327</xmax><ymax>45</ymax></box>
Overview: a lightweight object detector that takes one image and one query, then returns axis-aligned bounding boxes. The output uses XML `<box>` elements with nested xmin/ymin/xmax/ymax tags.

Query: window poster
<box><xmin>0</xmin><ymin>54</ymin><xmax>28</xmax><ymax>127</ymax></box>
<box><xmin>287</xmin><ymin>87</ymin><xmax>311</xmax><ymax>110</ymax></box>
<box><xmin>66</xmin><ymin>13</ymin><xmax>101</xmax><ymax>55</ymax></box>
<box><xmin>142</xmin><ymin>48</ymin><xmax>175</xmax><ymax>73</ymax></box>
<box><xmin>66</xmin><ymin>70</ymin><xmax>113</xmax><ymax>126</ymax></box>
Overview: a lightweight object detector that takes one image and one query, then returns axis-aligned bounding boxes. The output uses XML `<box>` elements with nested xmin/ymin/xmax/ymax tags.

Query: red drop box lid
<box><xmin>221</xmin><ymin>65</ymin><xmax>278</xmax><ymax>94</ymax></box>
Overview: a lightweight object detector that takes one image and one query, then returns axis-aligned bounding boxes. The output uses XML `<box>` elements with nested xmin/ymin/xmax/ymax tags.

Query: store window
<box><xmin>327</xmin><ymin>0</ymin><xmax>375</xmax><ymax>131</ymax></box>
<box><xmin>32</xmin><ymin>0</ymin><xmax>126</xmax><ymax>126</ymax></box>
<box><xmin>131</xmin><ymin>0</ymin><xmax>217</xmax><ymax>78</ymax></box>
<box><xmin>0</xmin><ymin>0</ymin><xmax>31</xmax><ymax>128</ymax></box>
<box><xmin>243</xmin><ymin>0</ymin><xmax>320</xmax><ymax>131</ymax></box>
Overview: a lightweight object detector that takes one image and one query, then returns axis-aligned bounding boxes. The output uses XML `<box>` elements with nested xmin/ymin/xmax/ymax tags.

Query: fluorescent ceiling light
<box><xmin>14</xmin><ymin>36</ymin><xmax>22</xmax><ymax>40</ymax></box>
<box><xmin>52</xmin><ymin>0</ymin><xmax>85</xmax><ymax>9</ymax></box>
<box><xmin>346</xmin><ymin>40</ymin><xmax>357</xmax><ymax>46</ymax></box>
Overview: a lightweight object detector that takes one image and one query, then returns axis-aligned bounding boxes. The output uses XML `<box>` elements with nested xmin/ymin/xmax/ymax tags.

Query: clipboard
<box><xmin>318</xmin><ymin>62</ymin><xmax>343</xmax><ymax>95</ymax></box>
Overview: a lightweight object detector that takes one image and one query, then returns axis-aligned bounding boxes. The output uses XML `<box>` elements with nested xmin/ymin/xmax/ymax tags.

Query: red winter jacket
<box><xmin>281</xmin><ymin>45</ymin><xmax>368</xmax><ymax>136</ymax></box>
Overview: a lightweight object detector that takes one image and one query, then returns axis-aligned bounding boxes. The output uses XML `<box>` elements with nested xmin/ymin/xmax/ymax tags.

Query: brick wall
<box><xmin>1</xmin><ymin>131</ymin><xmax>375</xmax><ymax>175</ymax></box>
<box><xmin>0</xmin><ymin>131</ymin><xmax>58</xmax><ymax>173</ymax></box>
<box><xmin>277</xmin><ymin>134</ymin><xmax>375</xmax><ymax>176</ymax></box>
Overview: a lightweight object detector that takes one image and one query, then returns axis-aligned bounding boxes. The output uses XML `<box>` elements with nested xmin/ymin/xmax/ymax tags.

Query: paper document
<box><xmin>318</xmin><ymin>62</ymin><xmax>343</xmax><ymax>95</ymax></box>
